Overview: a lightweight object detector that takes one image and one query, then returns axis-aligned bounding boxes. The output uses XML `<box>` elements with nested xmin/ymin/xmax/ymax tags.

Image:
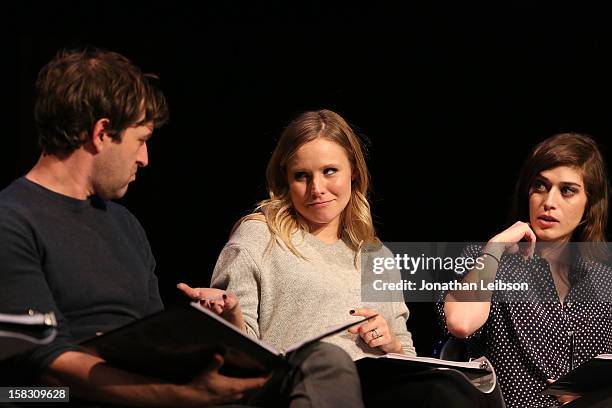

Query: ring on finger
<box><xmin>370</xmin><ymin>328</ymin><xmax>381</xmax><ymax>339</ymax></box>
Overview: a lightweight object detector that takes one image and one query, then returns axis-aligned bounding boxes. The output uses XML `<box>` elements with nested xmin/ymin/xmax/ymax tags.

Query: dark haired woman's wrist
<box><xmin>482</xmin><ymin>252</ymin><xmax>500</xmax><ymax>264</ymax></box>
<box><xmin>483</xmin><ymin>240</ymin><xmax>504</xmax><ymax>261</ymax></box>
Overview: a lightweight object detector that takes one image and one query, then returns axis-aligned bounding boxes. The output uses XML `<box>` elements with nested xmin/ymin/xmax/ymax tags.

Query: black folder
<box><xmin>356</xmin><ymin>354</ymin><xmax>497</xmax><ymax>394</ymax></box>
<box><xmin>542</xmin><ymin>354</ymin><xmax>612</xmax><ymax>396</ymax></box>
<box><xmin>81</xmin><ymin>301</ymin><xmax>373</xmax><ymax>383</ymax></box>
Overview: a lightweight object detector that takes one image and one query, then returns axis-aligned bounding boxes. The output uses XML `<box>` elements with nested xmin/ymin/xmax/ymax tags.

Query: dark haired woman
<box><xmin>443</xmin><ymin>133</ymin><xmax>612</xmax><ymax>407</ymax></box>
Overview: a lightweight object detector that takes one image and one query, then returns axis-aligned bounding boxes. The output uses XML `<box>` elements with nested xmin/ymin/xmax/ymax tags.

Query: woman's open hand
<box><xmin>177</xmin><ymin>283</ymin><xmax>246</xmax><ymax>331</ymax></box>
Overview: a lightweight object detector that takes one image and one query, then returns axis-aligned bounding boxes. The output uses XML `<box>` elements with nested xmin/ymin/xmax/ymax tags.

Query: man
<box><xmin>0</xmin><ymin>48</ymin><xmax>363</xmax><ymax>407</ymax></box>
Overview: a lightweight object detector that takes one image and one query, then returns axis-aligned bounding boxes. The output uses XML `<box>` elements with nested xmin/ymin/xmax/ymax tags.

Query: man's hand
<box><xmin>45</xmin><ymin>350</ymin><xmax>267</xmax><ymax>407</ymax></box>
<box><xmin>186</xmin><ymin>353</ymin><xmax>268</xmax><ymax>405</ymax></box>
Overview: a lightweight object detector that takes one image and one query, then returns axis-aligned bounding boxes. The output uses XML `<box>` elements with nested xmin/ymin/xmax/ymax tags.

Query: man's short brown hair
<box><xmin>34</xmin><ymin>48</ymin><xmax>169</xmax><ymax>154</ymax></box>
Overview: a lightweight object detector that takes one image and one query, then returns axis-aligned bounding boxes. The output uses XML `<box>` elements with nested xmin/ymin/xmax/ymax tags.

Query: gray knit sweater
<box><xmin>211</xmin><ymin>220</ymin><xmax>416</xmax><ymax>360</ymax></box>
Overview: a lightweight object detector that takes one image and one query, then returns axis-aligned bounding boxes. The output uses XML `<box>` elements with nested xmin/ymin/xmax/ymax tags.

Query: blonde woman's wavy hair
<box><xmin>237</xmin><ymin>109</ymin><xmax>379</xmax><ymax>257</ymax></box>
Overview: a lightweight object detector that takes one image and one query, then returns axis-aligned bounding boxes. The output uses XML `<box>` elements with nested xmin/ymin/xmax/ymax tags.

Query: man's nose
<box><xmin>137</xmin><ymin>142</ymin><xmax>149</xmax><ymax>167</ymax></box>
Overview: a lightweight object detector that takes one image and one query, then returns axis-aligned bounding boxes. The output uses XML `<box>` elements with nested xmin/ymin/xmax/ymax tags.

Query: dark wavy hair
<box><xmin>34</xmin><ymin>48</ymin><xmax>169</xmax><ymax>154</ymax></box>
<box><xmin>512</xmin><ymin>133</ymin><xmax>609</xmax><ymax>260</ymax></box>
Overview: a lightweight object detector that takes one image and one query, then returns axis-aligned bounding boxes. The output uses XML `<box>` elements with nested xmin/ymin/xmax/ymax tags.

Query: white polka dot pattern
<box><xmin>438</xmin><ymin>245</ymin><xmax>612</xmax><ymax>408</ymax></box>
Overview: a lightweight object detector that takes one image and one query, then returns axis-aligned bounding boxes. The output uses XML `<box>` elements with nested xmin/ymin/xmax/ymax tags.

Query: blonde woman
<box><xmin>182</xmin><ymin>110</ymin><xmax>414</xmax><ymax>355</ymax></box>
<box><xmin>181</xmin><ymin>111</ymin><xmax>413</xmax><ymax>401</ymax></box>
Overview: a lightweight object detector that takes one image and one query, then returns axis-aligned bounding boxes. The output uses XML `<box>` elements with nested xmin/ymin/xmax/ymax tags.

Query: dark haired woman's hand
<box><xmin>486</xmin><ymin>221</ymin><xmax>537</xmax><ymax>260</ymax></box>
<box><xmin>348</xmin><ymin>308</ymin><xmax>403</xmax><ymax>354</ymax></box>
<box><xmin>546</xmin><ymin>379</ymin><xmax>580</xmax><ymax>405</ymax></box>
<box><xmin>177</xmin><ymin>283</ymin><xmax>247</xmax><ymax>332</ymax></box>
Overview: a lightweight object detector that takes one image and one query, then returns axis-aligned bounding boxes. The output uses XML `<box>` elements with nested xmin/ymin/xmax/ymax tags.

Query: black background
<box><xmin>6</xmin><ymin>3</ymin><xmax>612</xmax><ymax>356</ymax></box>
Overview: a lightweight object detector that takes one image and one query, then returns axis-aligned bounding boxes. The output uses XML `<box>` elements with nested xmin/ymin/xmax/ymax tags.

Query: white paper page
<box><xmin>0</xmin><ymin>312</ymin><xmax>56</xmax><ymax>326</ymax></box>
<box><xmin>380</xmin><ymin>353</ymin><xmax>489</xmax><ymax>370</ymax></box>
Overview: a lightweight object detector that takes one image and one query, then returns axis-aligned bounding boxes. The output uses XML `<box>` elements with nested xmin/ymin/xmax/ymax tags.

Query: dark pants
<box><xmin>244</xmin><ymin>342</ymin><xmax>364</xmax><ymax>408</ymax></box>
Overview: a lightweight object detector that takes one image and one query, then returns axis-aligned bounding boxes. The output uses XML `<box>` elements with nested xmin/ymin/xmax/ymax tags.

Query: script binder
<box><xmin>356</xmin><ymin>354</ymin><xmax>497</xmax><ymax>394</ymax></box>
<box><xmin>0</xmin><ymin>311</ymin><xmax>57</xmax><ymax>361</ymax></box>
<box><xmin>542</xmin><ymin>354</ymin><xmax>612</xmax><ymax>396</ymax></box>
<box><xmin>82</xmin><ymin>301</ymin><xmax>374</xmax><ymax>383</ymax></box>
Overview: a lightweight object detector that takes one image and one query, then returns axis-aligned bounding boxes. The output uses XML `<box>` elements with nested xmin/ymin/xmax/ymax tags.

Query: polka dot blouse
<box><xmin>439</xmin><ymin>245</ymin><xmax>612</xmax><ymax>408</ymax></box>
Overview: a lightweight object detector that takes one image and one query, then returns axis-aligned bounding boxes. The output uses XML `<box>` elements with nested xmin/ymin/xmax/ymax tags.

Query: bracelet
<box><xmin>483</xmin><ymin>252</ymin><xmax>500</xmax><ymax>264</ymax></box>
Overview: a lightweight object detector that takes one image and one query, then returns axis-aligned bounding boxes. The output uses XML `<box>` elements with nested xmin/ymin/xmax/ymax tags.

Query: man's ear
<box><xmin>91</xmin><ymin>118</ymin><xmax>111</xmax><ymax>153</ymax></box>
